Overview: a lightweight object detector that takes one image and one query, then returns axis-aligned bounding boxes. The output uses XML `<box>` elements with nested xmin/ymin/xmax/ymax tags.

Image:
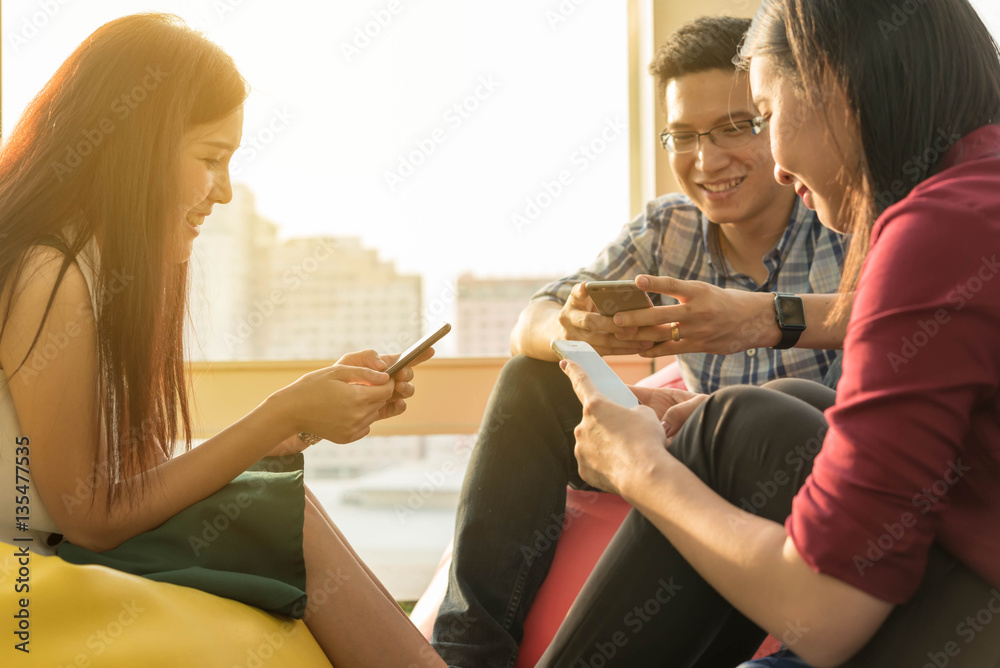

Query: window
<box><xmin>3</xmin><ymin>0</ymin><xmax>630</xmax><ymax>361</ymax></box>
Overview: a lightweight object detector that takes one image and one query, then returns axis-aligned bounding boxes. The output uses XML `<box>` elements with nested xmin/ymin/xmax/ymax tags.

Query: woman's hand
<box><xmin>354</xmin><ymin>345</ymin><xmax>437</xmax><ymax>420</ymax></box>
<box><xmin>560</xmin><ymin>359</ymin><xmax>671</xmax><ymax>497</ymax></box>
<box><xmin>270</xmin><ymin>349</ymin><xmax>398</xmax><ymax>444</ymax></box>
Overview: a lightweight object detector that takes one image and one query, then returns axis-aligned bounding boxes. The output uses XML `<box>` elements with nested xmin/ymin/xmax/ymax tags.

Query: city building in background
<box><xmin>187</xmin><ymin>184</ymin><xmax>278</xmax><ymax>361</ymax></box>
<box><xmin>267</xmin><ymin>236</ymin><xmax>422</xmax><ymax>360</ymax></box>
<box><xmin>454</xmin><ymin>273</ymin><xmax>559</xmax><ymax>356</ymax></box>
<box><xmin>188</xmin><ymin>186</ymin><xmax>566</xmax><ymax>361</ymax></box>
<box><xmin>187</xmin><ymin>185</ymin><xmax>423</xmax><ymax>362</ymax></box>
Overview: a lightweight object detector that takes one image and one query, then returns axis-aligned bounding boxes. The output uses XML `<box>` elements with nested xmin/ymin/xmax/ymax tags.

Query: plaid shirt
<box><xmin>532</xmin><ymin>194</ymin><xmax>848</xmax><ymax>393</ymax></box>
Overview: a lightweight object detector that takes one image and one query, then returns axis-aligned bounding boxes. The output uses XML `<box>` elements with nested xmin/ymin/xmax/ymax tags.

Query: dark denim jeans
<box><xmin>430</xmin><ymin>355</ymin><xmax>599</xmax><ymax>668</ymax></box>
<box><xmin>534</xmin><ymin>381</ymin><xmax>1000</xmax><ymax>667</ymax></box>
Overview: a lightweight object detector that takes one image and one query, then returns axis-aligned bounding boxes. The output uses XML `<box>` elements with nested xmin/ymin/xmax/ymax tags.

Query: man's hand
<box><xmin>612</xmin><ymin>275</ymin><xmax>780</xmax><ymax>356</ymax></box>
<box><xmin>560</xmin><ymin>359</ymin><xmax>670</xmax><ymax>496</ymax></box>
<box><xmin>628</xmin><ymin>385</ymin><xmax>700</xmax><ymax>420</ymax></box>
<box><xmin>557</xmin><ymin>283</ymin><xmax>655</xmax><ymax>356</ymax></box>
<box><xmin>629</xmin><ymin>385</ymin><xmax>709</xmax><ymax>441</ymax></box>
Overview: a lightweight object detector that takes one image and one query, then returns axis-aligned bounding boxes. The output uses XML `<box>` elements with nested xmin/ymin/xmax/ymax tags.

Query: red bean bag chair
<box><xmin>410</xmin><ymin>361</ymin><xmax>782</xmax><ymax>665</ymax></box>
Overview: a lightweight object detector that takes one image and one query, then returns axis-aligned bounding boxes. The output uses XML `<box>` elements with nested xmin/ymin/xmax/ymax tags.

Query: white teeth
<box><xmin>703</xmin><ymin>178</ymin><xmax>744</xmax><ymax>193</ymax></box>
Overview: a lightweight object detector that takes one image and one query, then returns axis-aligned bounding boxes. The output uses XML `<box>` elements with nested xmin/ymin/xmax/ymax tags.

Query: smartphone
<box><xmin>386</xmin><ymin>323</ymin><xmax>451</xmax><ymax>376</ymax></box>
<box><xmin>550</xmin><ymin>340</ymin><xmax>640</xmax><ymax>408</ymax></box>
<box><xmin>584</xmin><ymin>280</ymin><xmax>654</xmax><ymax>317</ymax></box>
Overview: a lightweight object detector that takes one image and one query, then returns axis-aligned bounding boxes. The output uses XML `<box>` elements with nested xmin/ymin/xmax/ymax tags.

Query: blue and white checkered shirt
<box><xmin>532</xmin><ymin>194</ymin><xmax>848</xmax><ymax>394</ymax></box>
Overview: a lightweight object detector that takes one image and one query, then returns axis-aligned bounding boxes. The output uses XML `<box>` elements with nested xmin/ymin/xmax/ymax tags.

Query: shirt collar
<box><xmin>700</xmin><ymin>197</ymin><xmax>811</xmax><ymax>285</ymax></box>
<box><xmin>940</xmin><ymin>124</ymin><xmax>1000</xmax><ymax>172</ymax></box>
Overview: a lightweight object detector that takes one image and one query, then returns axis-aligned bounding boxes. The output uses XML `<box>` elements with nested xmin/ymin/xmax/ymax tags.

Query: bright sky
<box><xmin>2</xmin><ymin>0</ymin><xmax>631</xmax><ymax>302</ymax></box>
<box><xmin>4</xmin><ymin>0</ymin><xmax>1000</xmax><ymax>288</ymax></box>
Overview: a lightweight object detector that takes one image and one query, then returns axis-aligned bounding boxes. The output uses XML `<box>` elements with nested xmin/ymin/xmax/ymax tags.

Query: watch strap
<box><xmin>775</xmin><ymin>324</ymin><xmax>803</xmax><ymax>349</ymax></box>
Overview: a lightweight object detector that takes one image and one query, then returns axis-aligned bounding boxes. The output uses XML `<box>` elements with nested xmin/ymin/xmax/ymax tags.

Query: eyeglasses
<box><xmin>659</xmin><ymin>117</ymin><xmax>769</xmax><ymax>153</ymax></box>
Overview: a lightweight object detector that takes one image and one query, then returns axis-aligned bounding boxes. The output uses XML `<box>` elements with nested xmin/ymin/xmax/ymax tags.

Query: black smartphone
<box><xmin>385</xmin><ymin>323</ymin><xmax>452</xmax><ymax>376</ymax></box>
<box><xmin>584</xmin><ymin>280</ymin><xmax>654</xmax><ymax>317</ymax></box>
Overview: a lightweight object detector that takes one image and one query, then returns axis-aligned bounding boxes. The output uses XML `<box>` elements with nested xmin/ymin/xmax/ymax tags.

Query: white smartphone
<box><xmin>584</xmin><ymin>280</ymin><xmax>654</xmax><ymax>317</ymax></box>
<box><xmin>550</xmin><ymin>340</ymin><xmax>640</xmax><ymax>408</ymax></box>
<box><xmin>385</xmin><ymin>323</ymin><xmax>451</xmax><ymax>376</ymax></box>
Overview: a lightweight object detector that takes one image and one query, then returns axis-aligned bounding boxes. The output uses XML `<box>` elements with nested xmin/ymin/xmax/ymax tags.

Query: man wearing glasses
<box><xmin>432</xmin><ymin>16</ymin><xmax>846</xmax><ymax>668</ymax></box>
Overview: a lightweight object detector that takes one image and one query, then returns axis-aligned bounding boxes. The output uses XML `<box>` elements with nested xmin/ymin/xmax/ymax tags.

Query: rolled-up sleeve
<box><xmin>531</xmin><ymin>201</ymin><xmax>668</xmax><ymax>305</ymax></box>
<box><xmin>786</xmin><ymin>191</ymin><xmax>1000</xmax><ymax>603</ymax></box>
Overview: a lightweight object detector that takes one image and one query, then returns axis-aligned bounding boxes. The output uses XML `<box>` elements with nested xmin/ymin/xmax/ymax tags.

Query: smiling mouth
<box><xmin>701</xmin><ymin>177</ymin><xmax>746</xmax><ymax>193</ymax></box>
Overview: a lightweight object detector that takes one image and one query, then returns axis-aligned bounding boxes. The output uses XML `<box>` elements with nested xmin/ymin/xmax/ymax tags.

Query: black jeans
<box><xmin>431</xmin><ymin>355</ymin><xmax>603</xmax><ymax>668</ymax></box>
<box><xmin>535</xmin><ymin>380</ymin><xmax>1000</xmax><ymax>667</ymax></box>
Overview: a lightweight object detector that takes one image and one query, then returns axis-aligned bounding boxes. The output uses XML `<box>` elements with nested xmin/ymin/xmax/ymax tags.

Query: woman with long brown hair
<box><xmin>0</xmin><ymin>13</ymin><xmax>445</xmax><ymax>667</ymax></box>
<box><xmin>531</xmin><ymin>0</ymin><xmax>1000</xmax><ymax>666</ymax></box>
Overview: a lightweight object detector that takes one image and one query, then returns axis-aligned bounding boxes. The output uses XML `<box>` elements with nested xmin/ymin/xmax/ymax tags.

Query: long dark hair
<box><xmin>0</xmin><ymin>13</ymin><xmax>249</xmax><ymax>509</ymax></box>
<box><xmin>740</xmin><ymin>0</ymin><xmax>1000</xmax><ymax>321</ymax></box>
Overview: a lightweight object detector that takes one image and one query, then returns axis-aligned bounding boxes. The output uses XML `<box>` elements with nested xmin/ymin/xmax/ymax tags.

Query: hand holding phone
<box><xmin>550</xmin><ymin>340</ymin><xmax>640</xmax><ymax>407</ymax></box>
<box><xmin>385</xmin><ymin>323</ymin><xmax>451</xmax><ymax>376</ymax></box>
<box><xmin>584</xmin><ymin>280</ymin><xmax>654</xmax><ymax>317</ymax></box>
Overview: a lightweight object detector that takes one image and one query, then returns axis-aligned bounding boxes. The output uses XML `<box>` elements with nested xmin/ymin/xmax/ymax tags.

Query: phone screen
<box><xmin>385</xmin><ymin>323</ymin><xmax>452</xmax><ymax>376</ymax></box>
<box><xmin>550</xmin><ymin>340</ymin><xmax>640</xmax><ymax>407</ymax></box>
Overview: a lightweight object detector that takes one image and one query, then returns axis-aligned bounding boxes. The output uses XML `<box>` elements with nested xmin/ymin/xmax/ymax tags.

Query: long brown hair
<box><xmin>0</xmin><ymin>13</ymin><xmax>249</xmax><ymax>509</ymax></box>
<box><xmin>739</xmin><ymin>0</ymin><xmax>1000</xmax><ymax>322</ymax></box>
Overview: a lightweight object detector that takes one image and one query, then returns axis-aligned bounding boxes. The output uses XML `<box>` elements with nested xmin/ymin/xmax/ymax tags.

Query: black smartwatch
<box><xmin>771</xmin><ymin>292</ymin><xmax>806</xmax><ymax>349</ymax></box>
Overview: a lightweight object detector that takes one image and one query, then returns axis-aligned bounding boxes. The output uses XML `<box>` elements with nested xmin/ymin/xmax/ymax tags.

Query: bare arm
<box><xmin>1</xmin><ymin>248</ymin><xmax>395</xmax><ymax>552</ymax></box>
<box><xmin>510</xmin><ymin>300</ymin><xmax>566</xmax><ymax>361</ymax></box>
<box><xmin>562</xmin><ymin>361</ymin><xmax>892</xmax><ymax>667</ymax></box>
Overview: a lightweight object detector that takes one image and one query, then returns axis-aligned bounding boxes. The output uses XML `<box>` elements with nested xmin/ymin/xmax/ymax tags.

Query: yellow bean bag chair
<box><xmin>0</xmin><ymin>550</ymin><xmax>331</xmax><ymax>667</ymax></box>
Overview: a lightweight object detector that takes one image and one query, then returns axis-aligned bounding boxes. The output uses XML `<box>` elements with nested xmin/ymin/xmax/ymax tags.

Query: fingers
<box><xmin>564</xmin><ymin>313</ymin><xmax>654</xmax><ymax>351</ymax></box>
<box><xmin>383</xmin><ymin>398</ymin><xmax>407</xmax><ymax>419</ymax></box>
<box><xmin>635</xmin><ymin>274</ymin><xmax>697</xmax><ymax>300</ymax></box>
<box><xmin>393</xmin><ymin>379</ymin><xmax>415</xmax><ymax>399</ymax></box>
<box><xmin>613</xmin><ymin>304</ymin><xmax>687</xmax><ymax>328</ymax></box>
<box><xmin>566</xmin><ymin>305</ymin><xmax>620</xmax><ymax>335</ymax></box>
<box><xmin>330</xmin><ymin>364</ymin><xmax>392</xmax><ymax>387</ymax></box>
<box><xmin>638</xmin><ymin>337</ymin><xmax>727</xmax><ymax>357</ymax></box>
<box><xmin>338</xmin><ymin>348</ymin><xmax>389</xmax><ymax>371</ymax></box>
<box><xmin>661</xmin><ymin>395</ymin><xmax>709</xmax><ymax>439</ymax></box>
<box><xmin>409</xmin><ymin>346</ymin><xmax>436</xmax><ymax>366</ymax></box>
<box><xmin>562</xmin><ymin>284</ymin><xmax>658</xmax><ymax>349</ymax></box>
<box><xmin>659</xmin><ymin>387</ymin><xmax>700</xmax><ymax>402</ymax></box>
<box><xmin>615</xmin><ymin>324</ymin><xmax>673</xmax><ymax>343</ymax></box>
<box><xmin>627</xmin><ymin>384</ymin><xmax>656</xmax><ymax>405</ymax></box>
<box><xmin>588</xmin><ymin>332</ymin><xmax>655</xmax><ymax>355</ymax></box>
<box><xmin>567</xmin><ymin>282</ymin><xmax>598</xmax><ymax>311</ymax></box>
<box><xmin>558</xmin><ymin>359</ymin><xmax>602</xmax><ymax>404</ymax></box>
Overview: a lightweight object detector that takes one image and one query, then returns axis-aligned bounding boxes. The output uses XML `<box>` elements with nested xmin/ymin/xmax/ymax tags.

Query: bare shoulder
<box><xmin>0</xmin><ymin>244</ymin><xmax>94</xmax><ymax>371</ymax></box>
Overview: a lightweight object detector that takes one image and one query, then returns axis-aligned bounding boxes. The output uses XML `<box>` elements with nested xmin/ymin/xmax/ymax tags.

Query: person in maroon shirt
<box><xmin>532</xmin><ymin>1</ymin><xmax>1000</xmax><ymax>667</ymax></box>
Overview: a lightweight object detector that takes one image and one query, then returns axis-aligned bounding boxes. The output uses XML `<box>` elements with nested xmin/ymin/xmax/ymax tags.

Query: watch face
<box><xmin>778</xmin><ymin>296</ymin><xmax>806</xmax><ymax>328</ymax></box>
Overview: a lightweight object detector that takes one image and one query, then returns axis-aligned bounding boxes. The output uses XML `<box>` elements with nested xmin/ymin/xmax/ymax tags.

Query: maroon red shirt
<box><xmin>787</xmin><ymin>124</ymin><xmax>1000</xmax><ymax>603</ymax></box>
